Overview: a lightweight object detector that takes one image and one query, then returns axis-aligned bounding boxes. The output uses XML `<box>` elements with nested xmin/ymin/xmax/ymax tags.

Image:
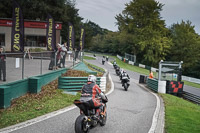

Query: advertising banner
<box><xmin>46</xmin><ymin>14</ymin><xmax>56</xmax><ymax>51</ymax></box>
<box><xmin>79</xmin><ymin>26</ymin><xmax>85</xmax><ymax>51</ymax></box>
<box><xmin>11</xmin><ymin>0</ymin><xmax>24</xmax><ymax>52</ymax></box>
<box><xmin>68</xmin><ymin>22</ymin><xmax>74</xmax><ymax>51</ymax></box>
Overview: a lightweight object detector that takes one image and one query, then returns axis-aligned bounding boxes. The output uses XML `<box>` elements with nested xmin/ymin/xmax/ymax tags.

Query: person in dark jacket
<box><xmin>0</xmin><ymin>47</ymin><xmax>6</xmax><ymax>81</ymax></box>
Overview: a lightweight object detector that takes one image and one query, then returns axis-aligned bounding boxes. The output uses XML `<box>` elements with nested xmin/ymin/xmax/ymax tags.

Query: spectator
<box><xmin>149</xmin><ymin>70</ymin><xmax>154</xmax><ymax>79</ymax></box>
<box><xmin>25</xmin><ymin>48</ymin><xmax>33</xmax><ymax>59</ymax></box>
<box><xmin>56</xmin><ymin>43</ymin><xmax>62</xmax><ymax>68</ymax></box>
<box><xmin>60</xmin><ymin>42</ymin><xmax>67</xmax><ymax>68</ymax></box>
<box><xmin>0</xmin><ymin>46</ymin><xmax>6</xmax><ymax>81</ymax></box>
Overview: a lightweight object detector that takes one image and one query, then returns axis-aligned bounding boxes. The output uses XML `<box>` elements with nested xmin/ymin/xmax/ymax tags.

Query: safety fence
<box><xmin>0</xmin><ymin>68</ymin><xmax>67</xmax><ymax>108</ymax></box>
<box><xmin>58</xmin><ymin>77</ymin><xmax>106</xmax><ymax>92</ymax></box>
<box><xmin>182</xmin><ymin>91</ymin><xmax>200</xmax><ymax>105</ymax></box>
<box><xmin>0</xmin><ymin>51</ymin><xmax>83</xmax><ymax>85</ymax></box>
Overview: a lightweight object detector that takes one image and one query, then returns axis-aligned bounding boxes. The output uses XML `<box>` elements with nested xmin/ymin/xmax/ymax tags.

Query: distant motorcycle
<box><xmin>115</xmin><ymin>66</ymin><xmax>120</xmax><ymax>76</ymax></box>
<box><xmin>102</xmin><ymin>60</ymin><xmax>105</xmax><ymax>65</ymax></box>
<box><xmin>74</xmin><ymin>96</ymin><xmax>108</xmax><ymax>133</ymax></box>
<box><xmin>122</xmin><ymin>77</ymin><xmax>130</xmax><ymax>91</ymax></box>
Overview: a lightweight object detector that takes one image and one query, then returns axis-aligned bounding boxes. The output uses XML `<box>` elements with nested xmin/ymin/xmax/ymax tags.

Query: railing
<box><xmin>58</xmin><ymin>77</ymin><xmax>106</xmax><ymax>92</ymax></box>
<box><xmin>182</xmin><ymin>91</ymin><xmax>200</xmax><ymax>105</ymax></box>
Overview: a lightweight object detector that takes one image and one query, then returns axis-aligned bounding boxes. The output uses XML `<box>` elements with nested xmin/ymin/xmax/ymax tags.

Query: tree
<box><xmin>83</xmin><ymin>20</ymin><xmax>109</xmax><ymax>49</ymax></box>
<box><xmin>168</xmin><ymin>20</ymin><xmax>200</xmax><ymax>77</ymax></box>
<box><xmin>116</xmin><ymin>0</ymin><xmax>171</xmax><ymax>66</ymax></box>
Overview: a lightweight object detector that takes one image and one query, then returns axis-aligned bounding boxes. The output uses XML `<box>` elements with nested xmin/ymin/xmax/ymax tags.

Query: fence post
<box><xmin>40</xmin><ymin>52</ymin><xmax>43</xmax><ymax>75</ymax></box>
<box><xmin>22</xmin><ymin>52</ymin><xmax>25</xmax><ymax>79</ymax></box>
<box><xmin>54</xmin><ymin>51</ymin><xmax>57</xmax><ymax>70</ymax></box>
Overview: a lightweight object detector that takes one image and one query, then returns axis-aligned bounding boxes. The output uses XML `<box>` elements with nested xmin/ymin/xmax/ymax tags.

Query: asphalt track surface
<box><xmin>6</xmin><ymin>57</ymin><xmax>157</xmax><ymax>133</ymax></box>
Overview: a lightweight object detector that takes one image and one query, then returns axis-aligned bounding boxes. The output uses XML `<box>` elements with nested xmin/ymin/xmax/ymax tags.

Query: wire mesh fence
<box><xmin>0</xmin><ymin>51</ymin><xmax>83</xmax><ymax>85</ymax></box>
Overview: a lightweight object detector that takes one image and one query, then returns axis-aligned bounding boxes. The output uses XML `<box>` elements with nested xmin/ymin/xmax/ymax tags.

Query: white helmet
<box><xmin>87</xmin><ymin>75</ymin><xmax>96</xmax><ymax>82</ymax></box>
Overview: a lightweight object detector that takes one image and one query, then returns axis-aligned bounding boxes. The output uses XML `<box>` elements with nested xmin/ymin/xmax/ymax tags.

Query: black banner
<box><xmin>46</xmin><ymin>14</ymin><xmax>56</xmax><ymax>51</ymax></box>
<box><xmin>79</xmin><ymin>26</ymin><xmax>85</xmax><ymax>51</ymax></box>
<box><xmin>68</xmin><ymin>22</ymin><xmax>74</xmax><ymax>51</ymax></box>
<box><xmin>11</xmin><ymin>0</ymin><xmax>24</xmax><ymax>52</ymax></box>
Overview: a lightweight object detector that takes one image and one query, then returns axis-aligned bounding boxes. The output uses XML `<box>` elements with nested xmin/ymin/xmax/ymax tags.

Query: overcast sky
<box><xmin>75</xmin><ymin>0</ymin><xmax>200</xmax><ymax>34</ymax></box>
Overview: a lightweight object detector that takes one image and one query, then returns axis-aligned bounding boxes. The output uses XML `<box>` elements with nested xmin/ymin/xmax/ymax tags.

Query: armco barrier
<box><xmin>0</xmin><ymin>68</ymin><xmax>67</xmax><ymax>109</ymax></box>
<box><xmin>58</xmin><ymin>77</ymin><xmax>106</xmax><ymax>92</ymax></box>
<box><xmin>147</xmin><ymin>78</ymin><xmax>158</xmax><ymax>92</ymax></box>
<box><xmin>182</xmin><ymin>91</ymin><xmax>200</xmax><ymax>105</ymax></box>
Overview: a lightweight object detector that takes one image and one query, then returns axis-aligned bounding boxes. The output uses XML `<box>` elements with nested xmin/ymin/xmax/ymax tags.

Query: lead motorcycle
<box><xmin>122</xmin><ymin>76</ymin><xmax>130</xmax><ymax>91</ymax></box>
<box><xmin>74</xmin><ymin>96</ymin><xmax>108</xmax><ymax>133</ymax></box>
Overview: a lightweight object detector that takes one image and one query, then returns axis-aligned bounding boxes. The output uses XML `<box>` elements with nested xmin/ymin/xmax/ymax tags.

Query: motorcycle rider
<box><xmin>121</xmin><ymin>71</ymin><xmax>130</xmax><ymax>86</ymax></box>
<box><xmin>119</xmin><ymin>68</ymin><xmax>124</xmax><ymax>80</ymax></box>
<box><xmin>102</xmin><ymin>56</ymin><xmax>106</xmax><ymax>65</ymax></box>
<box><xmin>113</xmin><ymin>60</ymin><xmax>117</xmax><ymax>68</ymax></box>
<box><xmin>80</xmin><ymin>75</ymin><xmax>106</xmax><ymax>116</ymax></box>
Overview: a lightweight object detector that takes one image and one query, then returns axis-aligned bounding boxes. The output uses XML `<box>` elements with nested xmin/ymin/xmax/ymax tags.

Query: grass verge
<box><xmin>160</xmin><ymin>94</ymin><xmax>200</xmax><ymax>133</ymax></box>
<box><xmin>0</xmin><ymin>75</ymin><xmax>81</xmax><ymax>129</ymax></box>
<box><xmin>83</xmin><ymin>56</ymin><xmax>96</xmax><ymax>60</ymax></box>
<box><xmin>183</xmin><ymin>80</ymin><xmax>200</xmax><ymax>89</ymax></box>
<box><xmin>112</xmin><ymin>57</ymin><xmax>150</xmax><ymax>75</ymax></box>
<box><xmin>84</xmin><ymin>61</ymin><xmax>105</xmax><ymax>77</ymax></box>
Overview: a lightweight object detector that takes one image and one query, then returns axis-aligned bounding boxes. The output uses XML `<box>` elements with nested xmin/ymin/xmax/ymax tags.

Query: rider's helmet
<box><xmin>87</xmin><ymin>75</ymin><xmax>96</xmax><ymax>83</ymax></box>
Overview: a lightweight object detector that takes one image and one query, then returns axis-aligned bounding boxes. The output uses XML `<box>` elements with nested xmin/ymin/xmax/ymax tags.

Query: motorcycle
<box><xmin>115</xmin><ymin>66</ymin><xmax>120</xmax><ymax>76</ymax></box>
<box><xmin>102</xmin><ymin>60</ymin><xmax>105</xmax><ymax>65</ymax></box>
<box><xmin>74</xmin><ymin>96</ymin><xmax>108</xmax><ymax>133</ymax></box>
<box><xmin>122</xmin><ymin>77</ymin><xmax>130</xmax><ymax>91</ymax></box>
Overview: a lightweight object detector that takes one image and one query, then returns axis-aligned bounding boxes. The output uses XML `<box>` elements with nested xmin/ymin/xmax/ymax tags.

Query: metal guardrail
<box><xmin>182</xmin><ymin>91</ymin><xmax>200</xmax><ymax>105</ymax></box>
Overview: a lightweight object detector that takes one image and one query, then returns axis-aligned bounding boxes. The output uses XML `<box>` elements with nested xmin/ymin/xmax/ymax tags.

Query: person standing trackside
<box><xmin>60</xmin><ymin>42</ymin><xmax>67</xmax><ymax>68</ymax></box>
<box><xmin>0</xmin><ymin>47</ymin><xmax>6</xmax><ymax>81</ymax></box>
<box><xmin>149</xmin><ymin>70</ymin><xmax>154</xmax><ymax>79</ymax></box>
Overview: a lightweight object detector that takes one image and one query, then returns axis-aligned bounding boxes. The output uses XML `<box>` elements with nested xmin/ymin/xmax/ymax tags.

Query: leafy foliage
<box><xmin>115</xmin><ymin>0</ymin><xmax>172</xmax><ymax>66</ymax></box>
<box><xmin>168</xmin><ymin>20</ymin><xmax>200</xmax><ymax>78</ymax></box>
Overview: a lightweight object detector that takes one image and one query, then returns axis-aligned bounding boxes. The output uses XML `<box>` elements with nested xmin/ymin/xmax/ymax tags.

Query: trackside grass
<box><xmin>161</xmin><ymin>94</ymin><xmax>200</xmax><ymax>133</ymax></box>
<box><xmin>0</xmin><ymin>76</ymin><xmax>81</xmax><ymax>129</ymax></box>
<box><xmin>113</xmin><ymin>57</ymin><xmax>150</xmax><ymax>75</ymax></box>
<box><xmin>183</xmin><ymin>80</ymin><xmax>200</xmax><ymax>89</ymax></box>
<box><xmin>84</xmin><ymin>61</ymin><xmax>105</xmax><ymax>76</ymax></box>
<box><xmin>83</xmin><ymin>56</ymin><xmax>96</xmax><ymax>60</ymax></box>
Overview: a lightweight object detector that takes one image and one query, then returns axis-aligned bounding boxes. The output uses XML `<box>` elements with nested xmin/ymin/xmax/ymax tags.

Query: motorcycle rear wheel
<box><xmin>75</xmin><ymin>114</ymin><xmax>89</xmax><ymax>133</ymax></box>
<box><xmin>124</xmin><ymin>83</ymin><xmax>128</xmax><ymax>91</ymax></box>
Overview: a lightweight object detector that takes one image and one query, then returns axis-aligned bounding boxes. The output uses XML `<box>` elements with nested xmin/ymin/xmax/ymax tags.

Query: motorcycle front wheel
<box><xmin>75</xmin><ymin>114</ymin><xmax>89</xmax><ymax>133</ymax></box>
